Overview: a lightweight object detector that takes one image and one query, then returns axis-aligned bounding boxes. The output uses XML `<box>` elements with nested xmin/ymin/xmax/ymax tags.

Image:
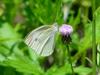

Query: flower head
<box><xmin>59</xmin><ymin>24</ymin><xmax>73</xmax><ymax>36</ymax></box>
<box><xmin>59</xmin><ymin>24</ymin><xmax>73</xmax><ymax>44</ymax></box>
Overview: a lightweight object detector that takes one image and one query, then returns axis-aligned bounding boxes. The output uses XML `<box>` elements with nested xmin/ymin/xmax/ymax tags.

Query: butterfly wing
<box><xmin>25</xmin><ymin>25</ymin><xmax>49</xmax><ymax>45</ymax></box>
<box><xmin>25</xmin><ymin>23</ymin><xmax>58</xmax><ymax>56</ymax></box>
<box><xmin>40</xmin><ymin>33</ymin><xmax>55</xmax><ymax>56</ymax></box>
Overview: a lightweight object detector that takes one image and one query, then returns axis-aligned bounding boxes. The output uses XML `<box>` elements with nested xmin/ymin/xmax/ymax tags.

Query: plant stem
<box><xmin>92</xmin><ymin>0</ymin><xmax>96</xmax><ymax>75</ymax></box>
<box><xmin>67</xmin><ymin>45</ymin><xmax>74</xmax><ymax>75</ymax></box>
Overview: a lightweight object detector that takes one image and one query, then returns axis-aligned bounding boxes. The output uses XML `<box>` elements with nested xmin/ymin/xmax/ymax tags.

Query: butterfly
<box><xmin>25</xmin><ymin>23</ymin><xmax>58</xmax><ymax>56</ymax></box>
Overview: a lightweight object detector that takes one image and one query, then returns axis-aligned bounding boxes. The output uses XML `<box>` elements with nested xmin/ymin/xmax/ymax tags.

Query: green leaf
<box><xmin>75</xmin><ymin>66</ymin><xmax>92</xmax><ymax>75</ymax></box>
<box><xmin>45</xmin><ymin>63</ymin><xmax>71</xmax><ymax>75</ymax></box>
<box><xmin>3</xmin><ymin>53</ymin><xmax>44</xmax><ymax>75</ymax></box>
<box><xmin>0</xmin><ymin>23</ymin><xmax>21</xmax><ymax>48</ymax></box>
<box><xmin>95</xmin><ymin>7</ymin><xmax>100</xmax><ymax>43</ymax></box>
<box><xmin>45</xmin><ymin>63</ymin><xmax>91</xmax><ymax>75</ymax></box>
<box><xmin>95</xmin><ymin>0</ymin><xmax>100</xmax><ymax>9</ymax></box>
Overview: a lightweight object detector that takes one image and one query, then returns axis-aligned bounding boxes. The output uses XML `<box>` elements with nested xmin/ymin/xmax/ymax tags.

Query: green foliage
<box><xmin>0</xmin><ymin>0</ymin><xmax>100</xmax><ymax>75</ymax></box>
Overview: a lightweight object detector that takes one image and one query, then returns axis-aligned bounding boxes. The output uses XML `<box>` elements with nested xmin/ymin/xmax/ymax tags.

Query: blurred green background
<box><xmin>0</xmin><ymin>0</ymin><xmax>100</xmax><ymax>75</ymax></box>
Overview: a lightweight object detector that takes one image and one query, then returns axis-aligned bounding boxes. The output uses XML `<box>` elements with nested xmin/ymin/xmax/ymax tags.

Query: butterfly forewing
<box><xmin>25</xmin><ymin>25</ymin><xmax>50</xmax><ymax>44</ymax></box>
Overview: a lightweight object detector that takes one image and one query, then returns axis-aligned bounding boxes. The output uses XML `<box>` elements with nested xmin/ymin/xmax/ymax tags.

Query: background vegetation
<box><xmin>0</xmin><ymin>0</ymin><xmax>100</xmax><ymax>75</ymax></box>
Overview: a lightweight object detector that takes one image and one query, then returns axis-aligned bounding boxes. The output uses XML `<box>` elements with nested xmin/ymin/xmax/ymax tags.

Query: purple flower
<box><xmin>59</xmin><ymin>24</ymin><xmax>73</xmax><ymax>36</ymax></box>
<box><xmin>59</xmin><ymin>24</ymin><xmax>73</xmax><ymax>44</ymax></box>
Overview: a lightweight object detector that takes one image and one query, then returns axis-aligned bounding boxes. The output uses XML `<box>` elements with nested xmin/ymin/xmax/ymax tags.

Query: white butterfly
<box><xmin>25</xmin><ymin>23</ymin><xmax>58</xmax><ymax>56</ymax></box>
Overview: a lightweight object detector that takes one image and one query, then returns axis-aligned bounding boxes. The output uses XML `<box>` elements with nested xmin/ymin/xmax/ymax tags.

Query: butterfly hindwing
<box><xmin>39</xmin><ymin>33</ymin><xmax>55</xmax><ymax>56</ymax></box>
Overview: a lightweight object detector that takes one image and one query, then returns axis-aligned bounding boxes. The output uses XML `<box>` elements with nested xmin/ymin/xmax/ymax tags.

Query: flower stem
<box><xmin>92</xmin><ymin>0</ymin><xmax>96</xmax><ymax>75</ymax></box>
<box><xmin>67</xmin><ymin>45</ymin><xmax>74</xmax><ymax>75</ymax></box>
